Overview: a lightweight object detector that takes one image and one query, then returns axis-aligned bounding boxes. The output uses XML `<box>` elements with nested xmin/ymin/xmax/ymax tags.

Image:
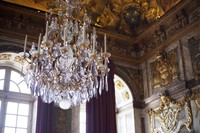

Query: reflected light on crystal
<box><xmin>59</xmin><ymin>99</ymin><xmax>71</xmax><ymax>110</ymax></box>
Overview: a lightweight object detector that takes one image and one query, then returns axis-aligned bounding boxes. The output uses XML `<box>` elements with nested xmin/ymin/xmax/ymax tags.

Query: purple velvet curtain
<box><xmin>36</xmin><ymin>97</ymin><xmax>55</xmax><ymax>133</ymax></box>
<box><xmin>86</xmin><ymin>61</ymin><xmax>117</xmax><ymax>133</ymax></box>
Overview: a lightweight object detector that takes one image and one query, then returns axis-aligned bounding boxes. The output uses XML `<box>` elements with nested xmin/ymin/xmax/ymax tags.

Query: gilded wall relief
<box><xmin>148</xmin><ymin>94</ymin><xmax>192</xmax><ymax>133</ymax></box>
<box><xmin>150</xmin><ymin>50</ymin><xmax>179</xmax><ymax>90</ymax></box>
<box><xmin>0</xmin><ymin>54</ymin><xmax>11</xmax><ymax>60</ymax></box>
<box><xmin>188</xmin><ymin>37</ymin><xmax>200</xmax><ymax>79</ymax></box>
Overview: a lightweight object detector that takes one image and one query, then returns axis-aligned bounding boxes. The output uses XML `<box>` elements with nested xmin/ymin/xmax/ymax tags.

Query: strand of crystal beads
<box><xmin>23</xmin><ymin>0</ymin><xmax>111</xmax><ymax>108</ymax></box>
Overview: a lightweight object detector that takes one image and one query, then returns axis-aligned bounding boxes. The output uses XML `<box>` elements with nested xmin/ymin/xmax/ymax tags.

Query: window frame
<box><xmin>0</xmin><ymin>66</ymin><xmax>35</xmax><ymax>133</ymax></box>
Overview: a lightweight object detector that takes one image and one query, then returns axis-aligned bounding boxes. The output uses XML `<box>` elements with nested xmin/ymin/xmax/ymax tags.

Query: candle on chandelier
<box><xmin>83</xmin><ymin>23</ymin><xmax>86</xmax><ymax>43</ymax></box>
<box><xmin>104</xmin><ymin>34</ymin><xmax>107</xmax><ymax>53</ymax></box>
<box><xmin>24</xmin><ymin>35</ymin><xmax>28</xmax><ymax>55</ymax></box>
<box><xmin>93</xmin><ymin>28</ymin><xmax>95</xmax><ymax>54</ymax></box>
<box><xmin>38</xmin><ymin>33</ymin><xmax>41</xmax><ymax>51</ymax></box>
<box><xmin>45</xmin><ymin>21</ymin><xmax>48</xmax><ymax>42</ymax></box>
<box><xmin>64</xmin><ymin>27</ymin><xmax>66</xmax><ymax>46</ymax></box>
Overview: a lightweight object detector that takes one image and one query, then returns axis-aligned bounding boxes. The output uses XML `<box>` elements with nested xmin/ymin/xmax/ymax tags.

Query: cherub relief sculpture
<box><xmin>151</xmin><ymin>50</ymin><xmax>178</xmax><ymax>89</ymax></box>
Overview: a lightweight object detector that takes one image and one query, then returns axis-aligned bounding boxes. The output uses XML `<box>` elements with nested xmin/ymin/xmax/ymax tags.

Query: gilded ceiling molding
<box><xmin>148</xmin><ymin>94</ymin><xmax>192</xmax><ymax>133</ymax></box>
<box><xmin>139</xmin><ymin>0</ymin><xmax>200</xmax><ymax>62</ymax></box>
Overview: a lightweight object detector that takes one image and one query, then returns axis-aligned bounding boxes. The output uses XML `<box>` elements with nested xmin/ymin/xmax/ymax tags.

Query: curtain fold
<box><xmin>86</xmin><ymin>61</ymin><xmax>117</xmax><ymax>133</ymax></box>
<box><xmin>36</xmin><ymin>97</ymin><xmax>55</xmax><ymax>133</ymax></box>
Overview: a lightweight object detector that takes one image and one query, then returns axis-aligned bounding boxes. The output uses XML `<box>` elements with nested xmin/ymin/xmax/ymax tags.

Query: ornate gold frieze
<box><xmin>0</xmin><ymin>54</ymin><xmax>11</xmax><ymax>60</ymax></box>
<box><xmin>151</xmin><ymin>50</ymin><xmax>179</xmax><ymax>89</ymax></box>
<box><xmin>148</xmin><ymin>94</ymin><xmax>192</xmax><ymax>133</ymax></box>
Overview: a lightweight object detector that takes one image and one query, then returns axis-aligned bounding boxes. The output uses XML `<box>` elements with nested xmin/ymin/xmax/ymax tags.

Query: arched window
<box><xmin>79</xmin><ymin>74</ymin><xmax>135</xmax><ymax>133</ymax></box>
<box><xmin>114</xmin><ymin>75</ymin><xmax>134</xmax><ymax>133</ymax></box>
<box><xmin>0</xmin><ymin>53</ymin><xmax>36</xmax><ymax>133</ymax></box>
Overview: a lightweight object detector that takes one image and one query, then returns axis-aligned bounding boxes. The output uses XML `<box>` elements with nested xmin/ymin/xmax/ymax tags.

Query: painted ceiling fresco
<box><xmin>3</xmin><ymin>0</ymin><xmax>181</xmax><ymax>36</ymax></box>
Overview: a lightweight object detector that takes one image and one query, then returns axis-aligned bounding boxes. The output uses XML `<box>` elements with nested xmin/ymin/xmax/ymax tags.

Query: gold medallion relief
<box><xmin>151</xmin><ymin>50</ymin><xmax>178</xmax><ymax>89</ymax></box>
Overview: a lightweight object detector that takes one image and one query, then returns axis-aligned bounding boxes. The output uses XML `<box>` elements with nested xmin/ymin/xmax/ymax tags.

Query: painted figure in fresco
<box><xmin>96</xmin><ymin>5</ymin><xmax>120</xmax><ymax>29</ymax></box>
<box><xmin>151</xmin><ymin>50</ymin><xmax>178</xmax><ymax>89</ymax></box>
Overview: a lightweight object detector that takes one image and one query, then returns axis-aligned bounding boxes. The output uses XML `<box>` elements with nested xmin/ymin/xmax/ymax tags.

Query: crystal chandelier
<box><xmin>19</xmin><ymin>0</ymin><xmax>111</xmax><ymax>109</ymax></box>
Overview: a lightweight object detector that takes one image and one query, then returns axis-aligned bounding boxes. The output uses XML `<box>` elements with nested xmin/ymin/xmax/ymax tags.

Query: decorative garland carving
<box><xmin>148</xmin><ymin>94</ymin><xmax>192</xmax><ymax>133</ymax></box>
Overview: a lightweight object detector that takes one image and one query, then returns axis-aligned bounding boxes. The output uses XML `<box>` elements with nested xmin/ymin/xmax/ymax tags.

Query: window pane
<box><xmin>7</xmin><ymin>102</ymin><xmax>18</xmax><ymax>114</ymax></box>
<box><xmin>9</xmin><ymin>81</ymin><xmax>20</xmax><ymax>92</ymax></box>
<box><xmin>0</xmin><ymin>80</ymin><xmax>4</xmax><ymax>90</ymax></box>
<box><xmin>126</xmin><ymin>113</ymin><xmax>133</xmax><ymax>133</ymax></box>
<box><xmin>17</xmin><ymin>116</ymin><xmax>28</xmax><ymax>128</ymax></box>
<box><xmin>18</xmin><ymin>103</ymin><xmax>29</xmax><ymax>116</ymax></box>
<box><xmin>5</xmin><ymin>114</ymin><xmax>17</xmax><ymax>127</ymax></box>
<box><xmin>118</xmin><ymin>116</ymin><xmax>126</xmax><ymax>133</ymax></box>
<box><xmin>10</xmin><ymin>70</ymin><xmax>23</xmax><ymax>84</ymax></box>
<box><xmin>4</xmin><ymin>127</ymin><xmax>15</xmax><ymax>133</ymax></box>
<box><xmin>0</xmin><ymin>69</ymin><xmax>5</xmax><ymax>79</ymax></box>
<box><xmin>16</xmin><ymin>128</ymin><xmax>27</xmax><ymax>133</ymax></box>
<box><xmin>0</xmin><ymin>100</ymin><xmax>1</xmax><ymax>112</ymax></box>
<box><xmin>18</xmin><ymin>81</ymin><xmax>30</xmax><ymax>94</ymax></box>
